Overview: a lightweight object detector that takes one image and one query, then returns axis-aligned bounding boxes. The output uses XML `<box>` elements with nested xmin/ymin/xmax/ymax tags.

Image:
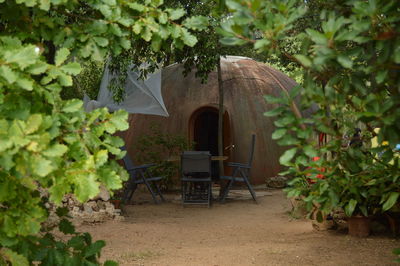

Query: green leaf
<box><xmin>306</xmin><ymin>29</ymin><xmax>328</xmax><ymax>45</ymax></box>
<box><xmin>168</xmin><ymin>8</ymin><xmax>185</xmax><ymax>20</ymax></box>
<box><xmin>74</xmin><ymin>174</ymin><xmax>100</xmax><ymax>202</ymax></box>
<box><xmin>376</xmin><ymin>70</ymin><xmax>387</xmax><ymax>84</ymax></box>
<box><xmin>60</xmin><ymin>62</ymin><xmax>82</xmax><ymax>75</ymax></box>
<box><xmin>102</xmin><ymin>0</ymin><xmax>116</xmax><ymax>5</ymax></box>
<box><xmin>337</xmin><ymin>55</ymin><xmax>353</xmax><ymax>68</ymax></box>
<box><xmin>1</xmin><ymin>248</ymin><xmax>29</xmax><ymax>266</ymax></box>
<box><xmin>151</xmin><ymin>34</ymin><xmax>162</xmax><ymax>52</ymax></box>
<box><xmin>25</xmin><ymin>114</ymin><xmax>43</xmax><ymax>134</ymax></box>
<box><xmin>127</xmin><ymin>2</ymin><xmax>145</xmax><ymax>12</ymax></box>
<box><xmin>264</xmin><ymin>95</ymin><xmax>285</xmax><ymax>104</ymax></box>
<box><xmin>272</xmin><ymin>129</ymin><xmax>287</xmax><ymax>140</ymax></box>
<box><xmin>94</xmin><ymin>149</ymin><xmax>108</xmax><ymax>167</ymax></box>
<box><xmin>85</xmin><ymin>240</ymin><xmax>105</xmax><ymax>258</ymax></box>
<box><xmin>0</xmin><ymin>65</ymin><xmax>17</xmax><ymax>84</ymax></box>
<box><xmin>93</xmin><ymin>37</ymin><xmax>109</xmax><ymax>47</ymax></box>
<box><xmin>99</xmin><ymin>4</ymin><xmax>112</xmax><ymax>17</ymax></box>
<box><xmin>32</xmin><ymin>156</ymin><xmax>54</xmax><ymax>177</ymax></box>
<box><xmin>59</xmin><ymin>219</ymin><xmax>76</xmax><ymax>234</ymax></box>
<box><xmin>26</xmin><ymin>61</ymin><xmax>47</xmax><ymax>75</ymax></box>
<box><xmin>104</xmin><ymin>261</ymin><xmax>119</xmax><ymax>266</ymax></box>
<box><xmin>108</xmin><ymin>110</ymin><xmax>129</xmax><ymax>131</ymax></box>
<box><xmin>303</xmin><ymin>146</ymin><xmax>318</xmax><ymax>158</ymax></box>
<box><xmin>16</xmin><ymin>78</ymin><xmax>33</xmax><ymax>91</ymax></box>
<box><xmin>55</xmin><ymin>207</ymin><xmax>69</xmax><ymax>217</ymax></box>
<box><xmin>39</xmin><ymin>0</ymin><xmax>50</xmax><ymax>10</ymax></box>
<box><xmin>43</xmin><ymin>144</ymin><xmax>68</xmax><ymax>157</ymax></box>
<box><xmin>219</xmin><ymin>37</ymin><xmax>247</xmax><ymax>46</ymax></box>
<box><xmin>55</xmin><ymin>48</ymin><xmax>70</xmax><ymax>66</ymax></box>
<box><xmin>58</xmin><ymin>73</ymin><xmax>73</xmax><ymax>86</ymax></box>
<box><xmin>254</xmin><ymin>39</ymin><xmax>270</xmax><ymax>50</ymax></box>
<box><xmin>132</xmin><ymin>23</ymin><xmax>142</xmax><ymax>34</ymax></box>
<box><xmin>158</xmin><ymin>12</ymin><xmax>168</xmax><ymax>24</ymax></box>
<box><xmin>4</xmin><ymin>46</ymin><xmax>37</xmax><ymax>69</ymax></box>
<box><xmin>279</xmin><ymin>148</ymin><xmax>297</xmax><ymax>166</ymax></box>
<box><xmin>383</xmin><ymin>192</ymin><xmax>399</xmax><ymax>211</ymax></box>
<box><xmin>181</xmin><ymin>28</ymin><xmax>197</xmax><ymax>47</ymax></box>
<box><xmin>62</xmin><ymin>99</ymin><xmax>83</xmax><ymax>113</ymax></box>
<box><xmin>344</xmin><ymin>199</ymin><xmax>357</xmax><ymax>217</ymax></box>
<box><xmin>183</xmin><ymin>16</ymin><xmax>208</xmax><ymax>31</ymax></box>
<box><xmin>294</xmin><ymin>55</ymin><xmax>312</xmax><ymax>68</ymax></box>
<box><xmin>364</xmin><ymin>179</ymin><xmax>377</xmax><ymax>186</ymax></box>
<box><xmin>264</xmin><ymin>107</ymin><xmax>285</xmax><ymax>117</ymax></box>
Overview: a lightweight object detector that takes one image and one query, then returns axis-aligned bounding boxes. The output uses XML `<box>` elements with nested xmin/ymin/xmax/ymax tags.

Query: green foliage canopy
<box><xmin>0</xmin><ymin>0</ymin><xmax>206</xmax><ymax>264</ymax></box>
<box><xmin>219</xmin><ymin>0</ymin><xmax>400</xmax><ymax>217</ymax></box>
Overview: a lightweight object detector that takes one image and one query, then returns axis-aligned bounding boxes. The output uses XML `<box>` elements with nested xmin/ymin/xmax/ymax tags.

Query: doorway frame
<box><xmin>188</xmin><ymin>105</ymin><xmax>232</xmax><ymax>163</ymax></box>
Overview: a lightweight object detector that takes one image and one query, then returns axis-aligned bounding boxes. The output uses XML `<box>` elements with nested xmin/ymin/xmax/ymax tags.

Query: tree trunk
<box><xmin>217</xmin><ymin>57</ymin><xmax>224</xmax><ymax>177</ymax></box>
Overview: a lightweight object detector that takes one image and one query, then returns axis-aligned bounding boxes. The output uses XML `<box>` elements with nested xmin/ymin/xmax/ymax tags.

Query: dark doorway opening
<box><xmin>189</xmin><ymin>107</ymin><xmax>232</xmax><ymax>180</ymax></box>
<box><xmin>193</xmin><ymin>111</ymin><xmax>219</xmax><ymax>156</ymax></box>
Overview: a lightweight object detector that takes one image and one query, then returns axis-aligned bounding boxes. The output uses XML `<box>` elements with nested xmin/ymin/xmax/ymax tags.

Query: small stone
<box><xmin>93</xmin><ymin>185</ymin><xmax>110</xmax><ymax>201</ymax></box>
<box><xmin>83</xmin><ymin>204</ymin><xmax>93</xmax><ymax>213</ymax></box>
<box><xmin>266</xmin><ymin>176</ymin><xmax>288</xmax><ymax>188</ymax></box>
<box><xmin>114</xmin><ymin>215</ymin><xmax>125</xmax><ymax>222</ymax></box>
<box><xmin>97</xmin><ymin>201</ymin><xmax>106</xmax><ymax>210</ymax></box>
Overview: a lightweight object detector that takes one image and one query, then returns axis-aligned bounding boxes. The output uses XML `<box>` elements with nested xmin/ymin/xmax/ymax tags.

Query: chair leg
<box><xmin>182</xmin><ymin>181</ymin><xmax>187</xmax><ymax>204</ymax></box>
<box><xmin>241</xmin><ymin>169</ymin><xmax>257</xmax><ymax>203</ymax></box>
<box><xmin>220</xmin><ymin>179</ymin><xmax>234</xmax><ymax>203</ymax></box>
<box><xmin>220</xmin><ymin>166</ymin><xmax>239</xmax><ymax>203</ymax></box>
<box><xmin>123</xmin><ymin>181</ymin><xmax>137</xmax><ymax>204</ymax></box>
<box><xmin>154</xmin><ymin>182</ymin><xmax>165</xmax><ymax>202</ymax></box>
<box><xmin>208</xmin><ymin>182</ymin><xmax>212</xmax><ymax>208</ymax></box>
<box><xmin>147</xmin><ymin>183</ymin><xmax>160</xmax><ymax>204</ymax></box>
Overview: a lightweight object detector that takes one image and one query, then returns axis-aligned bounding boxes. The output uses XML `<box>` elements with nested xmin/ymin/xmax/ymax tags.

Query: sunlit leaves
<box><xmin>0</xmin><ymin>0</ymin><xmax>204</xmax><ymax>263</ymax></box>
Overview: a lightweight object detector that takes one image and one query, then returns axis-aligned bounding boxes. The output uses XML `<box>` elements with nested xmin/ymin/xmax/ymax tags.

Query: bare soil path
<box><xmin>80</xmin><ymin>189</ymin><xmax>399</xmax><ymax>266</ymax></box>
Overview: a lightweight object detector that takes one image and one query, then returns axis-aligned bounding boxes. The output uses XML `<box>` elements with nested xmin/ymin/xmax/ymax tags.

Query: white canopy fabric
<box><xmin>84</xmin><ymin>64</ymin><xmax>169</xmax><ymax>117</ymax></box>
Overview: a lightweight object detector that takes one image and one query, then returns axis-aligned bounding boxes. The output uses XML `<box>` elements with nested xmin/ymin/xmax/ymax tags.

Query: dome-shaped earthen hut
<box><xmin>123</xmin><ymin>56</ymin><xmax>298</xmax><ymax>184</ymax></box>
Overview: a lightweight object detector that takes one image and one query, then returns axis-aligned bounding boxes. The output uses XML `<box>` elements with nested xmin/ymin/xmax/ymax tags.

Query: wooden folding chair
<box><xmin>121</xmin><ymin>146</ymin><xmax>165</xmax><ymax>204</ymax></box>
<box><xmin>181</xmin><ymin>151</ymin><xmax>212</xmax><ymax>207</ymax></box>
<box><xmin>220</xmin><ymin>134</ymin><xmax>257</xmax><ymax>203</ymax></box>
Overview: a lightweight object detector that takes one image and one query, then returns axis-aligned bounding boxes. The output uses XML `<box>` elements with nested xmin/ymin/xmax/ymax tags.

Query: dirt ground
<box><xmin>80</xmin><ymin>189</ymin><xmax>399</xmax><ymax>266</ymax></box>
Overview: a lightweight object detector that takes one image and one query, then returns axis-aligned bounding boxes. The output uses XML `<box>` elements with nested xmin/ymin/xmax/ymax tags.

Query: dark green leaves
<box><xmin>344</xmin><ymin>199</ymin><xmax>357</xmax><ymax>217</ymax></box>
<box><xmin>382</xmin><ymin>192</ymin><xmax>400</xmax><ymax>212</ymax></box>
<box><xmin>280</xmin><ymin>148</ymin><xmax>297</xmax><ymax>166</ymax></box>
<box><xmin>59</xmin><ymin>219</ymin><xmax>75</xmax><ymax>234</ymax></box>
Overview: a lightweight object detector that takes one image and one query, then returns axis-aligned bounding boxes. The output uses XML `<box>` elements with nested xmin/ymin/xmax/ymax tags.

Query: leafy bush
<box><xmin>218</xmin><ymin>0</ymin><xmax>400</xmax><ymax>218</ymax></box>
<box><xmin>135</xmin><ymin>123</ymin><xmax>193</xmax><ymax>190</ymax></box>
<box><xmin>0</xmin><ymin>0</ymin><xmax>207</xmax><ymax>264</ymax></box>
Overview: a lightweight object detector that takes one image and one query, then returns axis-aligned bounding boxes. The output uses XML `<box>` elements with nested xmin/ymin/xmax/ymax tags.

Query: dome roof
<box><xmin>124</xmin><ymin>56</ymin><xmax>299</xmax><ymax>184</ymax></box>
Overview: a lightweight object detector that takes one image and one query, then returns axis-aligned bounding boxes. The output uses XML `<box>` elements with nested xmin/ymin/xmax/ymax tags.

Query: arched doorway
<box><xmin>189</xmin><ymin>106</ymin><xmax>232</xmax><ymax>178</ymax></box>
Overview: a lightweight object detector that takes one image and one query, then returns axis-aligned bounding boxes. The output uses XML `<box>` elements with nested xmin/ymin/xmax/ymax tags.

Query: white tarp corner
<box><xmin>83</xmin><ymin>64</ymin><xmax>169</xmax><ymax>117</ymax></box>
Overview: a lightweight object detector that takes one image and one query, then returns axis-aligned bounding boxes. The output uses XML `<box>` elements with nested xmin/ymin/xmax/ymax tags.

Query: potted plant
<box><xmin>109</xmin><ymin>190</ymin><xmax>124</xmax><ymax>209</ymax></box>
<box><xmin>285</xmin><ymin>146</ymin><xmax>400</xmax><ymax>237</ymax></box>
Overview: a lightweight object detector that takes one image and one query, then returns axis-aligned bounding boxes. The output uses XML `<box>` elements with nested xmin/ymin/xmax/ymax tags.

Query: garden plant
<box><xmin>219</xmin><ymin>0</ymin><xmax>400</xmax><ymax>222</ymax></box>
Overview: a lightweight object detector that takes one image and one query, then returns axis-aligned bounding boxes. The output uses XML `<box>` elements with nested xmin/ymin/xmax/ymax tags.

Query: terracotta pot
<box><xmin>348</xmin><ymin>215</ymin><xmax>371</xmax><ymax>237</ymax></box>
<box><xmin>109</xmin><ymin>199</ymin><xmax>122</xmax><ymax>209</ymax></box>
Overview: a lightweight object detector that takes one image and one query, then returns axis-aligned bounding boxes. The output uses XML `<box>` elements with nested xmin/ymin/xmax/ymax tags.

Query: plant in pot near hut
<box><xmin>285</xmin><ymin>142</ymin><xmax>400</xmax><ymax>237</ymax></box>
<box><xmin>109</xmin><ymin>189</ymin><xmax>124</xmax><ymax>209</ymax></box>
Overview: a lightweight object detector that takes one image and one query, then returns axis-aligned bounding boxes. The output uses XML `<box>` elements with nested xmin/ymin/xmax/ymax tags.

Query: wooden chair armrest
<box><xmin>226</xmin><ymin>162</ymin><xmax>250</xmax><ymax>169</ymax></box>
<box><xmin>126</xmin><ymin>163</ymin><xmax>156</xmax><ymax>171</ymax></box>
